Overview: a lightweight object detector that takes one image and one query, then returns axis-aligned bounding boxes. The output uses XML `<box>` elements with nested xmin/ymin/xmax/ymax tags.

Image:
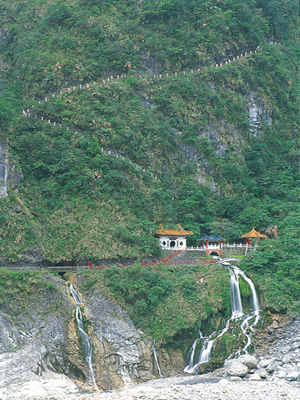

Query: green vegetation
<box><xmin>0</xmin><ymin>269</ymin><xmax>69</xmax><ymax>321</ymax></box>
<box><xmin>0</xmin><ymin>1</ymin><xmax>298</xmax><ymax>317</ymax></box>
<box><xmin>0</xmin><ymin>269</ymin><xmax>51</xmax><ymax>301</ymax></box>
<box><xmin>242</xmin><ymin>212</ymin><xmax>300</xmax><ymax>315</ymax></box>
<box><xmin>78</xmin><ymin>263</ymin><xmax>231</xmax><ymax>345</ymax></box>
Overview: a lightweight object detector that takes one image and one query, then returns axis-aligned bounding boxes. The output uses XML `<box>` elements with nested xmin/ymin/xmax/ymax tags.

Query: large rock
<box><xmin>266</xmin><ymin>360</ymin><xmax>277</xmax><ymax>373</ymax></box>
<box><xmin>248</xmin><ymin>373</ymin><xmax>262</xmax><ymax>381</ymax></box>
<box><xmin>256</xmin><ymin>368</ymin><xmax>268</xmax><ymax>379</ymax></box>
<box><xmin>82</xmin><ymin>286</ymin><xmax>184</xmax><ymax>390</ymax></box>
<box><xmin>0</xmin><ymin>275</ymin><xmax>81</xmax><ymax>398</ymax></box>
<box><xmin>286</xmin><ymin>371</ymin><xmax>300</xmax><ymax>381</ymax></box>
<box><xmin>238</xmin><ymin>355</ymin><xmax>258</xmax><ymax>369</ymax></box>
<box><xmin>224</xmin><ymin>359</ymin><xmax>249</xmax><ymax>377</ymax></box>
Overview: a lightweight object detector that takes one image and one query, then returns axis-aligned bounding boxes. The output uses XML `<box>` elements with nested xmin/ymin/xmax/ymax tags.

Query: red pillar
<box><xmin>89</xmin><ymin>260</ymin><xmax>91</xmax><ymax>270</ymax></box>
<box><xmin>206</xmin><ymin>240</ymin><xmax>208</xmax><ymax>248</ymax></box>
<box><xmin>245</xmin><ymin>239</ymin><xmax>247</xmax><ymax>245</ymax></box>
<box><xmin>219</xmin><ymin>241</ymin><xmax>221</xmax><ymax>249</ymax></box>
<box><xmin>248</xmin><ymin>239</ymin><xmax>251</xmax><ymax>246</ymax></box>
<box><xmin>202</xmin><ymin>241</ymin><xmax>204</xmax><ymax>248</ymax></box>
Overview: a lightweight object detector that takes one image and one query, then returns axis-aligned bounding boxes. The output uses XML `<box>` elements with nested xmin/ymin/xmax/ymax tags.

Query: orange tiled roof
<box><xmin>156</xmin><ymin>224</ymin><xmax>193</xmax><ymax>236</ymax></box>
<box><xmin>241</xmin><ymin>228</ymin><xmax>268</xmax><ymax>238</ymax></box>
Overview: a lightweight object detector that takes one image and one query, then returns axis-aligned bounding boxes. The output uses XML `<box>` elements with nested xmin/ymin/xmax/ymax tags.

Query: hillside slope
<box><xmin>0</xmin><ymin>0</ymin><xmax>298</xmax><ymax>265</ymax></box>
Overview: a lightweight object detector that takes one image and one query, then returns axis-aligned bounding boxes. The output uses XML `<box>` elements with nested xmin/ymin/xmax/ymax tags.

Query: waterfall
<box><xmin>152</xmin><ymin>340</ymin><xmax>164</xmax><ymax>378</ymax></box>
<box><xmin>69</xmin><ymin>284</ymin><xmax>98</xmax><ymax>390</ymax></box>
<box><xmin>232</xmin><ymin>266</ymin><xmax>260</xmax><ymax>355</ymax></box>
<box><xmin>229</xmin><ymin>267</ymin><xmax>243</xmax><ymax>317</ymax></box>
<box><xmin>184</xmin><ymin>261</ymin><xmax>260</xmax><ymax>373</ymax></box>
<box><xmin>69</xmin><ymin>283</ymin><xmax>83</xmax><ymax>304</ymax></box>
<box><xmin>184</xmin><ymin>338</ymin><xmax>199</xmax><ymax>371</ymax></box>
<box><xmin>184</xmin><ymin>330</ymin><xmax>206</xmax><ymax>373</ymax></box>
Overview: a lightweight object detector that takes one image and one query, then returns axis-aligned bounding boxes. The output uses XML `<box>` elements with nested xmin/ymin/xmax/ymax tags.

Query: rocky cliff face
<box><xmin>0</xmin><ymin>138</ymin><xmax>22</xmax><ymax>198</ymax></box>
<box><xmin>75</xmin><ymin>275</ymin><xmax>185</xmax><ymax>390</ymax></box>
<box><xmin>0</xmin><ymin>273</ymin><xmax>184</xmax><ymax>398</ymax></box>
<box><xmin>0</xmin><ymin>274</ymin><xmax>80</xmax><ymax>397</ymax></box>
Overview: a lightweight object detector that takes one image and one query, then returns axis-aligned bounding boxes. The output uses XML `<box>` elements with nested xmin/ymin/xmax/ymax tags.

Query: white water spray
<box><xmin>184</xmin><ymin>261</ymin><xmax>260</xmax><ymax>373</ymax></box>
<box><xmin>152</xmin><ymin>340</ymin><xmax>164</xmax><ymax>378</ymax></box>
<box><xmin>184</xmin><ymin>338</ymin><xmax>199</xmax><ymax>371</ymax></box>
<box><xmin>69</xmin><ymin>284</ymin><xmax>98</xmax><ymax>390</ymax></box>
<box><xmin>229</xmin><ymin>267</ymin><xmax>244</xmax><ymax>317</ymax></box>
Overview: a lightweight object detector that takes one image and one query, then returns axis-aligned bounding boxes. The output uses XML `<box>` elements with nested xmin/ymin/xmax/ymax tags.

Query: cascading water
<box><xmin>229</xmin><ymin>267</ymin><xmax>243</xmax><ymax>317</ymax></box>
<box><xmin>184</xmin><ymin>261</ymin><xmax>260</xmax><ymax>373</ymax></box>
<box><xmin>69</xmin><ymin>283</ymin><xmax>83</xmax><ymax>304</ymax></box>
<box><xmin>152</xmin><ymin>340</ymin><xmax>164</xmax><ymax>378</ymax></box>
<box><xmin>184</xmin><ymin>330</ymin><xmax>205</xmax><ymax>372</ymax></box>
<box><xmin>233</xmin><ymin>266</ymin><xmax>260</xmax><ymax>355</ymax></box>
<box><xmin>185</xmin><ymin>338</ymin><xmax>199</xmax><ymax>371</ymax></box>
<box><xmin>69</xmin><ymin>283</ymin><xmax>98</xmax><ymax>390</ymax></box>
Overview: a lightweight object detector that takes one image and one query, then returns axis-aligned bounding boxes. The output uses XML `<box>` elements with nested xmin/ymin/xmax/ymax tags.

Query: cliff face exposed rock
<box><xmin>80</xmin><ymin>284</ymin><xmax>185</xmax><ymax>389</ymax></box>
<box><xmin>248</xmin><ymin>92</ymin><xmax>272</xmax><ymax>137</ymax></box>
<box><xmin>0</xmin><ymin>273</ymin><xmax>184</xmax><ymax>397</ymax></box>
<box><xmin>0</xmin><ymin>275</ymin><xmax>80</xmax><ymax>397</ymax></box>
<box><xmin>0</xmin><ymin>138</ymin><xmax>22</xmax><ymax>198</ymax></box>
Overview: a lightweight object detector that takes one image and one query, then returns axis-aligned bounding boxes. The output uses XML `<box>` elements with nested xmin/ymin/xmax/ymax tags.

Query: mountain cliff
<box><xmin>0</xmin><ymin>0</ymin><xmax>298</xmax><ymax>266</ymax></box>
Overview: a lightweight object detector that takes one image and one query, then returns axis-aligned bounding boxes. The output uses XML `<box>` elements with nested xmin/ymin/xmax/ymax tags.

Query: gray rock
<box><xmin>212</xmin><ymin>367</ymin><xmax>227</xmax><ymax>377</ymax></box>
<box><xmin>229</xmin><ymin>376</ymin><xmax>243</xmax><ymax>381</ymax></box>
<box><xmin>258</xmin><ymin>359</ymin><xmax>271</xmax><ymax>369</ymax></box>
<box><xmin>238</xmin><ymin>355</ymin><xmax>258</xmax><ymax>369</ymax></box>
<box><xmin>248</xmin><ymin>373</ymin><xmax>262</xmax><ymax>381</ymax></box>
<box><xmin>256</xmin><ymin>368</ymin><xmax>268</xmax><ymax>379</ymax></box>
<box><xmin>286</xmin><ymin>371</ymin><xmax>300</xmax><ymax>381</ymax></box>
<box><xmin>0</xmin><ymin>138</ymin><xmax>22</xmax><ymax>198</ymax></box>
<box><xmin>276</xmin><ymin>369</ymin><xmax>287</xmax><ymax>379</ymax></box>
<box><xmin>224</xmin><ymin>360</ymin><xmax>249</xmax><ymax>377</ymax></box>
<box><xmin>266</xmin><ymin>360</ymin><xmax>277</xmax><ymax>373</ymax></box>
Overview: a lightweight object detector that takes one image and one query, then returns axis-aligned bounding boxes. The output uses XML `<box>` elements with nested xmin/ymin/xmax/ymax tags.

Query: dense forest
<box><xmin>0</xmin><ymin>0</ymin><xmax>299</xmax><ymax>313</ymax></box>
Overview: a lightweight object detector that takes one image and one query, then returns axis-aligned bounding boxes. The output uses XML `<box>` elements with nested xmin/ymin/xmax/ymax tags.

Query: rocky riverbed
<box><xmin>1</xmin><ymin>315</ymin><xmax>299</xmax><ymax>400</ymax></box>
<box><xmin>2</xmin><ymin>374</ymin><xmax>300</xmax><ymax>400</ymax></box>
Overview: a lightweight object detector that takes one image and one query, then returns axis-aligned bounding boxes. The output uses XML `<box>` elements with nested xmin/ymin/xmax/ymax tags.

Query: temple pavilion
<box><xmin>241</xmin><ymin>228</ymin><xmax>268</xmax><ymax>245</ymax></box>
<box><xmin>197</xmin><ymin>236</ymin><xmax>225</xmax><ymax>256</ymax></box>
<box><xmin>155</xmin><ymin>224</ymin><xmax>193</xmax><ymax>250</ymax></box>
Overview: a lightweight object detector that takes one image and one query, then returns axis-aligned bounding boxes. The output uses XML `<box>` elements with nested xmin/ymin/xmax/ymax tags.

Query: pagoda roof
<box><xmin>241</xmin><ymin>228</ymin><xmax>268</xmax><ymax>238</ymax></box>
<box><xmin>197</xmin><ymin>236</ymin><xmax>225</xmax><ymax>241</ymax></box>
<box><xmin>155</xmin><ymin>224</ymin><xmax>193</xmax><ymax>236</ymax></box>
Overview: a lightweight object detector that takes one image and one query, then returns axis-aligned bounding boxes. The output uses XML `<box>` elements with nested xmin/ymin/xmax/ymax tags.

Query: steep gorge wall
<box><xmin>0</xmin><ymin>272</ymin><xmax>184</xmax><ymax>396</ymax></box>
<box><xmin>0</xmin><ymin>138</ymin><xmax>22</xmax><ymax>198</ymax></box>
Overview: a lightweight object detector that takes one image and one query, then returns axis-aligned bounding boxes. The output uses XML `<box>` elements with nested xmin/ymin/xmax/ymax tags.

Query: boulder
<box><xmin>258</xmin><ymin>359</ymin><xmax>270</xmax><ymax>369</ymax></box>
<box><xmin>286</xmin><ymin>371</ymin><xmax>300</xmax><ymax>381</ymax></box>
<box><xmin>256</xmin><ymin>368</ymin><xmax>268</xmax><ymax>379</ymax></box>
<box><xmin>224</xmin><ymin>360</ymin><xmax>249</xmax><ymax>377</ymax></box>
<box><xmin>238</xmin><ymin>355</ymin><xmax>258</xmax><ymax>369</ymax></box>
<box><xmin>248</xmin><ymin>373</ymin><xmax>262</xmax><ymax>381</ymax></box>
<box><xmin>266</xmin><ymin>360</ymin><xmax>277</xmax><ymax>373</ymax></box>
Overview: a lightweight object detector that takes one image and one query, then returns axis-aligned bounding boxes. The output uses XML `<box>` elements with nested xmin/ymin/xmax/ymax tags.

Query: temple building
<box><xmin>241</xmin><ymin>228</ymin><xmax>268</xmax><ymax>245</ymax></box>
<box><xmin>155</xmin><ymin>224</ymin><xmax>193</xmax><ymax>250</ymax></box>
<box><xmin>197</xmin><ymin>236</ymin><xmax>225</xmax><ymax>256</ymax></box>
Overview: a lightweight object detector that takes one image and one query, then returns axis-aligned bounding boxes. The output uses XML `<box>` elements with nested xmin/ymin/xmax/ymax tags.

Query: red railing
<box><xmin>46</xmin><ymin>249</ymin><xmax>217</xmax><ymax>271</ymax></box>
<box><xmin>88</xmin><ymin>249</ymin><xmax>217</xmax><ymax>270</ymax></box>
